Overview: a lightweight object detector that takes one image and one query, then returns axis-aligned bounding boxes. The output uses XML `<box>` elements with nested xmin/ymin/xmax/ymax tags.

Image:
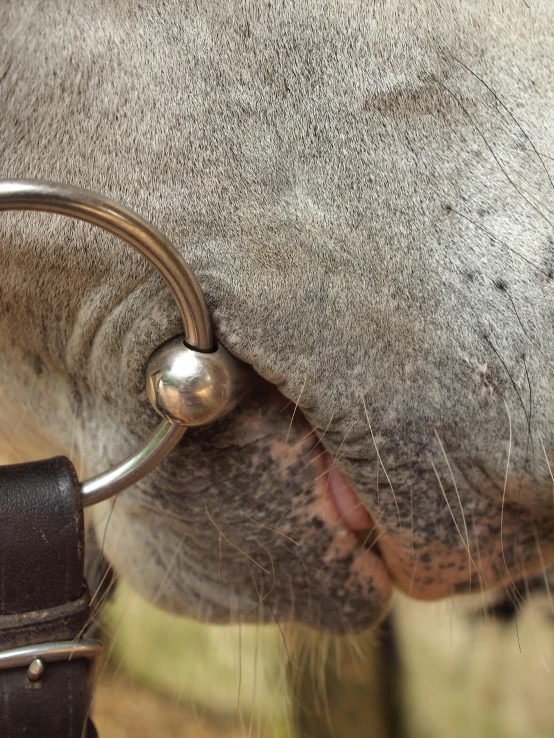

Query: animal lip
<box><xmin>308</xmin><ymin>448</ymin><xmax>393</xmax><ymax>627</ymax></box>
<box><xmin>318</xmin><ymin>454</ymin><xmax>384</xmax><ymax>556</ymax></box>
<box><xmin>326</xmin><ymin>463</ymin><xmax>373</xmax><ymax>530</ymax></box>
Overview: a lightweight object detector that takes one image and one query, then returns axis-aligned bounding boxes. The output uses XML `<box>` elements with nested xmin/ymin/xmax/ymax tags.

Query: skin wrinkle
<box><xmin>2</xmin><ymin>0</ymin><xmax>554</xmax><ymax>632</ymax></box>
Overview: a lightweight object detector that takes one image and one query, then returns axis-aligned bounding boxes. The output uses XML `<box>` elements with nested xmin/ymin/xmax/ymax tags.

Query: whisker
<box><xmin>151</xmin><ymin>535</ymin><xmax>186</xmax><ymax>605</ymax></box>
<box><xmin>434</xmin><ymin>429</ymin><xmax>474</xmax><ymax>588</ymax></box>
<box><xmin>99</xmin><ymin>498</ymin><xmax>118</xmax><ymax>568</ymax></box>
<box><xmin>499</xmin><ymin>397</ymin><xmax>521</xmax><ymax>594</ymax></box>
<box><xmin>296</xmin><ymin>425</ymin><xmax>319</xmax><ymax>447</ymax></box>
<box><xmin>218</xmin><ymin>529</ymin><xmax>223</xmax><ymax>586</ymax></box>
<box><xmin>286</xmin><ymin>376</ymin><xmax>307</xmax><ymax>444</ymax></box>
<box><xmin>319</xmin><ymin>424</ymin><xmax>354</xmax><ymax>524</ymax></box>
<box><xmin>429</xmin><ymin>457</ymin><xmax>479</xmax><ymax>576</ymax></box>
<box><xmin>491</xmin><ymin>280</ymin><xmax>532</xmax><ymax>343</ymax></box>
<box><xmin>274</xmin><ymin>503</ymin><xmax>293</xmax><ymax>528</ymax></box>
<box><xmin>483</xmin><ymin>336</ymin><xmax>532</xmax><ymax>443</ymax></box>
<box><xmin>243</xmin><ymin>539</ymin><xmax>276</xmax><ymax>615</ymax></box>
<box><xmin>236</xmin><ymin>618</ymin><xmax>244</xmax><ymax>735</ymax></box>
<box><xmin>247</xmin><ymin>619</ymin><xmax>260</xmax><ymax>738</ymax></box>
<box><xmin>359</xmin><ymin>525</ymin><xmax>388</xmax><ymax>554</ymax></box>
<box><xmin>410</xmin><ymin>484</ymin><xmax>415</xmax><ymax>566</ymax></box>
<box><xmin>436</xmin><ymin>78</ymin><xmax>554</xmax><ymax>229</ymax></box>
<box><xmin>300</xmin><ymin>447</ymin><xmax>328</xmax><ymax>470</ymax></box>
<box><xmin>307</xmin><ymin>412</ymin><xmax>335</xmax><ymax>456</ymax></box>
<box><xmin>447</xmin><ymin>52</ymin><xmax>554</xmax><ymax>194</ymax></box>
<box><xmin>362</xmin><ymin>395</ymin><xmax>403</xmax><ymax>537</ymax></box>
<box><xmin>205</xmin><ymin>506</ymin><xmax>270</xmax><ymax>575</ymax></box>
<box><xmin>448</xmin><ymin>206</ymin><xmax>551</xmax><ymax>278</ymax></box>
<box><xmin>242</xmin><ymin>513</ymin><xmax>300</xmax><ymax>546</ymax></box>
<box><xmin>470</xmin><ymin>512</ymin><xmax>490</xmax><ymax>617</ymax></box>
<box><xmin>537</xmin><ymin>434</ymin><xmax>554</xmax><ymax>513</ymax></box>
<box><xmin>89</xmin><ymin>562</ymin><xmax>114</xmax><ymax>608</ymax></box>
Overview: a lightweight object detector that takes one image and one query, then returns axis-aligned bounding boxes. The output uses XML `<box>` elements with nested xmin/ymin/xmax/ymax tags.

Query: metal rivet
<box><xmin>27</xmin><ymin>658</ymin><xmax>45</xmax><ymax>681</ymax></box>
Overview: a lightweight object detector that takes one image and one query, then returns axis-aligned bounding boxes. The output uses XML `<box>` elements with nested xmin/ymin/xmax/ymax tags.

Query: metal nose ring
<box><xmin>0</xmin><ymin>179</ymin><xmax>250</xmax><ymax>506</ymax></box>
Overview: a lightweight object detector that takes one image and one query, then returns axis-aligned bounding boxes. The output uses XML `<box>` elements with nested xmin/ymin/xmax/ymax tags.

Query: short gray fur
<box><xmin>1</xmin><ymin>1</ymin><xmax>553</xmax><ymax>631</ymax></box>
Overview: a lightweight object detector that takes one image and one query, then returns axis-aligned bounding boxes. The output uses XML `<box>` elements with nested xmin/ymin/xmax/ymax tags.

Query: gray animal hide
<box><xmin>1</xmin><ymin>0</ymin><xmax>554</xmax><ymax>632</ymax></box>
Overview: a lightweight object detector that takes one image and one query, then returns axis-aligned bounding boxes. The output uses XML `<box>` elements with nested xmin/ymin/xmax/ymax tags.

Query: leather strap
<box><xmin>0</xmin><ymin>457</ymin><xmax>98</xmax><ymax>737</ymax></box>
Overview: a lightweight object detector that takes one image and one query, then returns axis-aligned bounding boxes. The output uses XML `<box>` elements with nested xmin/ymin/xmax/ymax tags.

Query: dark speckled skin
<box><xmin>1</xmin><ymin>1</ymin><xmax>554</xmax><ymax>632</ymax></box>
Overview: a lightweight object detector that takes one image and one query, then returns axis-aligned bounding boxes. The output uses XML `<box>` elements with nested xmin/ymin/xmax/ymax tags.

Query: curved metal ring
<box><xmin>0</xmin><ymin>179</ymin><xmax>213</xmax><ymax>506</ymax></box>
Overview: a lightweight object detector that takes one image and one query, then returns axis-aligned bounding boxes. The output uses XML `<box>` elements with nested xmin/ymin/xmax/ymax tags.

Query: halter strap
<box><xmin>0</xmin><ymin>457</ymin><xmax>99</xmax><ymax>737</ymax></box>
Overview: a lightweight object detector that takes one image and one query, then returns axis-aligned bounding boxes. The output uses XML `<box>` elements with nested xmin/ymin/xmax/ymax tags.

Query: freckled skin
<box><xmin>1</xmin><ymin>1</ymin><xmax>554</xmax><ymax>633</ymax></box>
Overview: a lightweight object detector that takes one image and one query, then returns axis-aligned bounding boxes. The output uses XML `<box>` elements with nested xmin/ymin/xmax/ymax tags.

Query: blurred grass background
<box><xmin>92</xmin><ymin>583</ymin><xmax>554</xmax><ymax>738</ymax></box>
<box><xmin>93</xmin><ymin>583</ymin><xmax>294</xmax><ymax>738</ymax></box>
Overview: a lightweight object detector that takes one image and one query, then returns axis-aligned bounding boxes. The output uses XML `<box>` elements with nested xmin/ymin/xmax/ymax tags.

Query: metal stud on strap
<box><xmin>0</xmin><ymin>179</ymin><xmax>251</xmax><ymax>506</ymax></box>
<box><xmin>0</xmin><ymin>641</ymin><xmax>103</xmax><ymax>680</ymax></box>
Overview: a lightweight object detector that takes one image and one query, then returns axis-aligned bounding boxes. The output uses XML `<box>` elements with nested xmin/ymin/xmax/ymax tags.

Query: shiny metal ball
<box><xmin>147</xmin><ymin>336</ymin><xmax>251</xmax><ymax>426</ymax></box>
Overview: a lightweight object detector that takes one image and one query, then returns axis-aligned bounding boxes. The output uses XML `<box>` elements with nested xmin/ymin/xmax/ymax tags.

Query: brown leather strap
<box><xmin>0</xmin><ymin>457</ymin><xmax>98</xmax><ymax>737</ymax></box>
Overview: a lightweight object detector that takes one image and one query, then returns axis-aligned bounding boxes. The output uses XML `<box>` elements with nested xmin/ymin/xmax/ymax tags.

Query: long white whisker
<box><xmin>434</xmin><ymin>429</ymin><xmax>473</xmax><ymax>588</ymax></box>
<box><xmin>500</xmin><ymin>398</ymin><xmax>518</xmax><ymax>590</ymax></box>
<box><xmin>430</xmin><ymin>457</ymin><xmax>479</xmax><ymax>575</ymax></box>
<box><xmin>538</xmin><ymin>433</ymin><xmax>554</xmax><ymax>514</ymax></box>
<box><xmin>286</xmin><ymin>376</ymin><xmax>307</xmax><ymax>444</ymax></box>
<box><xmin>362</xmin><ymin>395</ymin><xmax>402</xmax><ymax>537</ymax></box>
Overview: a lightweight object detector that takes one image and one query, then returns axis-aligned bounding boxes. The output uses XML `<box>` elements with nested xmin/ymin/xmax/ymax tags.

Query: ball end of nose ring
<box><xmin>147</xmin><ymin>337</ymin><xmax>251</xmax><ymax>427</ymax></box>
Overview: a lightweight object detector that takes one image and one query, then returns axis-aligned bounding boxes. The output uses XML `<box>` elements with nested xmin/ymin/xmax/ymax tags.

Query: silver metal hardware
<box><xmin>147</xmin><ymin>336</ymin><xmax>251</xmax><ymax>427</ymax></box>
<box><xmin>0</xmin><ymin>179</ymin><xmax>251</xmax><ymax>504</ymax></box>
<box><xmin>80</xmin><ymin>419</ymin><xmax>187</xmax><ymax>506</ymax></box>
<box><xmin>0</xmin><ymin>640</ymin><xmax>103</xmax><ymax>672</ymax></box>
<box><xmin>0</xmin><ymin>179</ymin><xmax>212</xmax><ymax>349</ymax></box>
<box><xmin>27</xmin><ymin>659</ymin><xmax>45</xmax><ymax>682</ymax></box>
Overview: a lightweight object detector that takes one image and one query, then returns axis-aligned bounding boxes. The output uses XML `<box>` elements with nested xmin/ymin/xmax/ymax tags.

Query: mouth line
<box><xmin>353</xmin><ymin>527</ymin><xmax>384</xmax><ymax>556</ymax></box>
<box><xmin>317</xmin><ymin>452</ymin><xmax>385</xmax><ymax>558</ymax></box>
<box><xmin>307</xmin><ymin>447</ymin><xmax>394</xmax><ymax>622</ymax></box>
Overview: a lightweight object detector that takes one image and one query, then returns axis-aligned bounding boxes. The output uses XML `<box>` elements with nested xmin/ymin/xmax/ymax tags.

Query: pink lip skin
<box><xmin>315</xmin><ymin>453</ymin><xmax>508</xmax><ymax>603</ymax></box>
<box><xmin>309</xmin><ymin>450</ymin><xmax>393</xmax><ymax>623</ymax></box>
<box><xmin>311</xmin><ymin>447</ymin><xmax>532</xmax><ymax>605</ymax></box>
<box><xmin>310</xmin><ymin>451</ymin><xmax>378</xmax><ymax>537</ymax></box>
<box><xmin>325</xmin><ymin>463</ymin><xmax>375</xmax><ymax>532</ymax></box>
